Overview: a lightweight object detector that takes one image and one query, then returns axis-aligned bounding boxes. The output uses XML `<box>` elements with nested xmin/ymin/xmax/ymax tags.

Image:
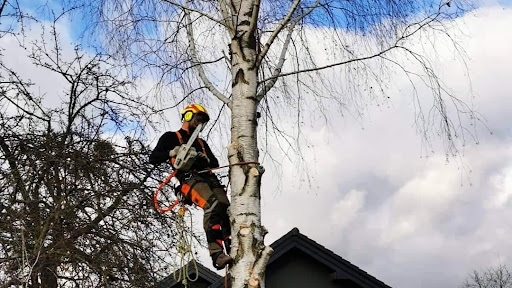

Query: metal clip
<box><xmin>182</xmin><ymin>173</ymin><xmax>193</xmax><ymax>181</ymax></box>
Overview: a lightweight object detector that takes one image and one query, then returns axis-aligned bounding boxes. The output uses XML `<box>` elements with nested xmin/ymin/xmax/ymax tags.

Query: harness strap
<box><xmin>180</xmin><ymin>179</ymin><xmax>207</xmax><ymax>207</ymax></box>
<box><xmin>197</xmin><ymin>138</ymin><xmax>207</xmax><ymax>155</ymax></box>
<box><xmin>176</xmin><ymin>130</ymin><xmax>184</xmax><ymax>144</ymax></box>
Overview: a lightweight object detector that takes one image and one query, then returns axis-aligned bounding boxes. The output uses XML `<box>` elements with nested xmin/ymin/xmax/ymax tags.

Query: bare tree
<box><xmin>65</xmin><ymin>0</ymin><xmax>483</xmax><ymax>287</ymax></box>
<box><xmin>0</xmin><ymin>0</ymin><xmax>39</xmax><ymax>38</ymax></box>
<box><xmin>0</xmin><ymin>17</ymin><xmax>189</xmax><ymax>287</ymax></box>
<box><xmin>461</xmin><ymin>264</ymin><xmax>512</xmax><ymax>288</ymax></box>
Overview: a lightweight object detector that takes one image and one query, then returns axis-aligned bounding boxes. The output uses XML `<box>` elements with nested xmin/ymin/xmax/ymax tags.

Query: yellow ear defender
<box><xmin>181</xmin><ymin>104</ymin><xmax>210</xmax><ymax>122</ymax></box>
<box><xmin>183</xmin><ymin>111</ymin><xmax>194</xmax><ymax>122</ymax></box>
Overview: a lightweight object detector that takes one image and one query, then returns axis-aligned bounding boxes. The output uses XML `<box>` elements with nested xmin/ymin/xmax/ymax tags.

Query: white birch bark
<box><xmin>227</xmin><ymin>0</ymin><xmax>273</xmax><ymax>287</ymax></box>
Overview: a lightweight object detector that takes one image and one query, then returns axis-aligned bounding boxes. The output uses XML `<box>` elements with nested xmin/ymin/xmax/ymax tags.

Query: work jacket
<box><xmin>149</xmin><ymin>128</ymin><xmax>220</xmax><ymax>173</ymax></box>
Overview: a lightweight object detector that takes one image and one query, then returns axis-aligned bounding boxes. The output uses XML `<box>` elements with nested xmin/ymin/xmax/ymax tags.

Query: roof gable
<box><xmin>267</xmin><ymin>228</ymin><xmax>391</xmax><ymax>288</ymax></box>
<box><xmin>209</xmin><ymin>228</ymin><xmax>391</xmax><ymax>288</ymax></box>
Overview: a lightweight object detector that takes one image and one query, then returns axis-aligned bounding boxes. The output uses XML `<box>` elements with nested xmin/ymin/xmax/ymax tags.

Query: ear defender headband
<box><xmin>181</xmin><ymin>104</ymin><xmax>209</xmax><ymax>122</ymax></box>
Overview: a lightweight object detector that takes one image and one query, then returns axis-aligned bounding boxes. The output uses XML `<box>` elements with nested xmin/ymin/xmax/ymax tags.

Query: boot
<box><xmin>212</xmin><ymin>251</ymin><xmax>233</xmax><ymax>270</ymax></box>
<box><xmin>207</xmin><ymin>225</ymin><xmax>232</xmax><ymax>269</ymax></box>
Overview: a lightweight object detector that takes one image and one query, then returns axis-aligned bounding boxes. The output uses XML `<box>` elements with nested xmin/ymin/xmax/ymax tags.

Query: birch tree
<box><xmin>76</xmin><ymin>0</ymin><xmax>479</xmax><ymax>287</ymax></box>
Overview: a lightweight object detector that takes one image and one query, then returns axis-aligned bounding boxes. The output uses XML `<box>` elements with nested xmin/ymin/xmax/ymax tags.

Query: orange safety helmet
<box><xmin>181</xmin><ymin>104</ymin><xmax>210</xmax><ymax>122</ymax></box>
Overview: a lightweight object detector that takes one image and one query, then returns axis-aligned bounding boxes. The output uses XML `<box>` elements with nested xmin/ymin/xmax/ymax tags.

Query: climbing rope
<box><xmin>224</xmin><ymin>266</ymin><xmax>229</xmax><ymax>288</ymax></box>
<box><xmin>153</xmin><ymin>162</ymin><xmax>259</xmax><ymax>214</ymax></box>
<box><xmin>196</xmin><ymin>161</ymin><xmax>259</xmax><ymax>174</ymax></box>
<box><xmin>172</xmin><ymin>205</ymin><xmax>199</xmax><ymax>287</ymax></box>
<box><xmin>153</xmin><ymin>170</ymin><xmax>180</xmax><ymax>213</ymax></box>
<box><xmin>153</xmin><ymin>161</ymin><xmax>260</xmax><ymax>287</ymax></box>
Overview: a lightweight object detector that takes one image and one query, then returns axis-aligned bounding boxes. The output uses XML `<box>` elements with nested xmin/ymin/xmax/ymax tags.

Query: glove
<box><xmin>196</xmin><ymin>152</ymin><xmax>210</xmax><ymax>165</ymax></box>
<box><xmin>169</xmin><ymin>146</ymin><xmax>180</xmax><ymax>157</ymax></box>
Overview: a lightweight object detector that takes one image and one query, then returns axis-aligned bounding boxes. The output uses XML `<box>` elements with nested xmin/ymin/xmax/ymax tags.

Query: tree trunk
<box><xmin>228</xmin><ymin>1</ymin><xmax>273</xmax><ymax>288</ymax></box>
<box><xmin>40</xmin><ymin>265</ymin><xmax>58</xmax><ymax>288</ymax></box>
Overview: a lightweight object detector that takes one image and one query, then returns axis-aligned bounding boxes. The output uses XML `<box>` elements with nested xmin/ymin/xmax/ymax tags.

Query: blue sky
<box><xmin>7</xmin><ymin>0</ymin><xmax>509</xmax><ymax>48</ymax></box>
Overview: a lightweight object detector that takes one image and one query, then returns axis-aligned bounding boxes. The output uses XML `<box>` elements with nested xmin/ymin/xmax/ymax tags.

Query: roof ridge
<box><xmin>208</xmin><ymin>227</ymin><xmax>392</xmax><ymax>288</ymax></box>
<box><xmin>269</xmin><ymin>228</ymin><xmax>391</xmax><ymax>288</ymax></box>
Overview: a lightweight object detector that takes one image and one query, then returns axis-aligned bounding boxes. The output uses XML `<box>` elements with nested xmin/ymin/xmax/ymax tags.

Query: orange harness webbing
<box><xmin>153</xmin><ymin>131</ymin><xmax>208</xmax><ymax>213</ymax></box>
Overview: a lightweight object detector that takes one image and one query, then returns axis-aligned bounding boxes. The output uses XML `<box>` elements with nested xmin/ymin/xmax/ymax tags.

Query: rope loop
<box><xmin>172</xmin><ymin>206</ymin><xmax>199</xmax><ymax>287</ymax></box>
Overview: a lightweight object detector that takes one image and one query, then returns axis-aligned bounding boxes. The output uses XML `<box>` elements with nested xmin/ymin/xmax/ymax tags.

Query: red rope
<box><xmin>153</xmin><ymin>170</ymin><xmax>180</xmax><ymax>213</ymax></box>
<box><xmin>154</xmin><ymin>161</ymin><xmax>260</xmax><ymax>214</ymax></box>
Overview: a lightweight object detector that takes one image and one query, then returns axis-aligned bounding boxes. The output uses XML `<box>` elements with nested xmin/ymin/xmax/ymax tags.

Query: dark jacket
<box><xmin>149</xmin><ymin>128</ymin><xmax>219</xmax><ymax>171</ymax></box>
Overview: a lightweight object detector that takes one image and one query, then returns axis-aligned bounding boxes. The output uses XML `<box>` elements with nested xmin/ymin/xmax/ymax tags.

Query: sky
<box><xmin>2</xmin><ymin>1</ymin><xmax>512</xmax><ymax>288</ymax></box>
<box><xmin>177</xmin><ymin>4</ymin><xmax>512</xmax><ymax>287</ymax></box>
<box><xmin>257</xmin><ymin>4</ymin><xmax>512</xmax><ymax>288</ymax></box>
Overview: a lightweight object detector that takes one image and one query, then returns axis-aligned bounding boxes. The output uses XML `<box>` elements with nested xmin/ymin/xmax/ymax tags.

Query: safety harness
<box><xmin>152</xmin><ymin>131</ymin><xmax>260</xmax><ymax>283</ymax></box>
<box><xmin>152</xmin><ymin>131</ymin><xmax>207</xmax><ymax>212</ymax></box>
<box><xmin>173</xmin><ymin>131</ymin><xmax>208</xmax><ymax>205</ymax></box>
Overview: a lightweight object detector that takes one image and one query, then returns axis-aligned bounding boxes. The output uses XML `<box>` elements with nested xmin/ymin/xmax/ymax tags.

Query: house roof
<box><xmin>210</xmin><ymin>227</ymin><xmax>391</xmax><ymax>288</ymax></box>
<box><xmin>157</xmin><ymin>260</ymin><xmax>221</xmax><ymax>288</ymax></box>
<box><xmin>268</xmin><ymin>227</ymin><xmax>391</xmax><ymax>288</ymax></box>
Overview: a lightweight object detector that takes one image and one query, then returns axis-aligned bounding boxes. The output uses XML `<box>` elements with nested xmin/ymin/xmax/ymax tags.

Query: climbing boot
<box><xmin>212</xmin><ymin>251</ymin><xmax>233</xmax><ymax>270</ymax></box>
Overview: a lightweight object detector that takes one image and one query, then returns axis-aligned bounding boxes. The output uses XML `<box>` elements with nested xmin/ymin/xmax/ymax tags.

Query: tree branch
<box><xmin>256</xmin><ymin>27</ymin><xmax>293</xmax><ymax>102</ymax></box>
<box><xmin>161</xmin><ymin>0</ymin><xmax>227</xmax><ymax>27</ymax></box>
<box><xmin>219</xmin><ymin>0</ymin><xmax>235</xmax><ymax>36</ymax></box>
<box><xmin>255</xmin><ymin>0</ymin><xmax>320</xmax><ymax>99</ymax></box>
<box><xmin>260</xmin><ymin>42</ymin><xmax>397</xmax><ymax>84</ymax></box>
<box><xmin>0</xmin><ymin>0</ymin><xmax>8</xmax><ymax>17</ymax></box>
<box><xmin>247</xmin><ymin>0</ymin><xmax>261</xmax><ymax>38</ymax></box>
<box><xmin>257</xmin><ymin>6</ymin><xmax>444</xmax><ymax>88</ymax></box>
<box><xmin>184</xmin><ymin>1</ymin><xmax>232</xmax><ymax>107</ymax></box>
<box><xmin>256</xmin><ymin>0</ymin><xmax>301</xmax><ymax>68</ymax></box>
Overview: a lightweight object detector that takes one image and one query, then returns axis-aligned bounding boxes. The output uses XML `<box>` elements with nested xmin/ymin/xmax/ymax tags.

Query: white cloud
<box><xmin>4</xmin><ymin>3</ymin><xmax>512</xmax><ymax>288</ymax></box>
<box><xmin>487</xmin><ymin>165</ymin><xmax>512</xmax><ymax>208</ymax></box>
<box><xmin>260</xmin><ymin>5</ymin><xmax>512</xmax><ymax>288</ymax></box>
<box><xmin>330</xmin><ymin>189</ymin><xmax>367</xmax><ymax>230</ymax></box>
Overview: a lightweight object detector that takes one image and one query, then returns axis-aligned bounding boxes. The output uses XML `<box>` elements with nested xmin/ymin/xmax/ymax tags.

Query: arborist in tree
<box><xmin>150</xmin><ymin>104</ymin><xmax>233</xmax><ymax>270</ymax></box>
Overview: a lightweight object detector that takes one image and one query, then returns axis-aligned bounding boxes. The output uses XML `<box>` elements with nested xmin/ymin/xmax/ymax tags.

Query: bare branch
<box><xmin>184</xmin><ymin>0</ymin><xmax>232</xmax><ymax>107</ymax></box>
<box><xmin>0</xmin><ymin>0</ymin><xmax>8</xmax><ymax>17</ymax></box>
<box><xmin>219</xmin><ymin>0</ymin><xmax>235</xmax><ymax>36</ymax></box>
<box><xmin>256</xmin><ymin>27</ymin><xmax>293</xmax><ymax>102</ymax></box>
<box><xmin>161</xmin><ymin>0</ymin><xmax>226</xmax><ymax>27</ymax></box>
<box><xmin>260</xmin><ymin>43</ymin><xmax>396</xmax><ymax>83</ymax></box>
<box><xmin>256</xmin><ymin>0</ymin><xmax>320</xmax><ymax>101</ymax></box>
<box><xmin>256</xmin><ymin>0</ymin><xmax>302</xmax><ymax>68</ymax></box>
<box><xmin>247</xmin><ymin>0</ymin><xmax>261</xmax><ymax>38</ymax></box>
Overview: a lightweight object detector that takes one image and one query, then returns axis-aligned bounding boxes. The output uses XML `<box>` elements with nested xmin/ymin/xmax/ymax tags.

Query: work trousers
<box><xmin>179</xmin><ymin>174</ymin><xmax>231</xmax><ymax>257</ymax></box>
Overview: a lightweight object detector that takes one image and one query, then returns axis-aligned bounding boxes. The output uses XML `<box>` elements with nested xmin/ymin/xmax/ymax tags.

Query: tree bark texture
<box><xmin>228</xmin><ymin>1</ymin><xmax>273</xmax><ymax>287</ymax></box>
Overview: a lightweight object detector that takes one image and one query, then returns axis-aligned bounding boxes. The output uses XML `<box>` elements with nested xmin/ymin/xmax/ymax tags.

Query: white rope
<box><xmin>173</xmin><ymin>206</ymin><xmax>199</xmax><ymax>287</ymax></box>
